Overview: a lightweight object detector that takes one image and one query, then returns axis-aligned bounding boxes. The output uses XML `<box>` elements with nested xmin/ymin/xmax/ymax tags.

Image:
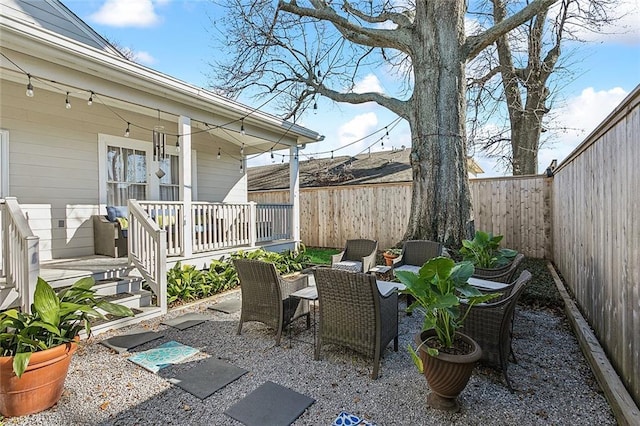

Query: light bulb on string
<box><xmin>240</xmin><ymin>143</ymin><xmax>244</xmax><ymax>156</ymax></box>
<box><xmin>124</xmin><ymin>122</ymin><xmax>130</xmax><ymax>137</ymax></box>
<box><xmin>239</xmin><ymin>160</ymin><xmax>243</xmax><ymax>173</ymax></box>
<box><xmin>281</xmin><ymin>156</ymin><xmax>284</xmax><ymax>164</ymax></box>
<box><xmin>65</xmin><ymin>92</ymin><xmax>71</xmax><ymax>109</ymax></box>
<box><xmin>331</xmin><ymin>151</ymin><xmax>334</xmax><ymax>160</ymax></box>
<box><xmin>240</xmin><ymin>119</ymin><xmax>245</xmax><ymax>135</ymax></box>
<box><xmin>26</xmin><ymin>74</ymin><xmax>34</xmax><ymax>97</ymax></box>
<box><xmin>87</xmin><ymin>91</ymin><xmax>93</xmax><ymax>106</ymax></box>
<box><xmin>175</xmin><ymin>136</ymin><xmax>181</xmax><ymax>153</ymax></box>
<box><xmin>217</xmin><ymin>147</ymin><xmax>221</xmax><ymax>160</ymax></box>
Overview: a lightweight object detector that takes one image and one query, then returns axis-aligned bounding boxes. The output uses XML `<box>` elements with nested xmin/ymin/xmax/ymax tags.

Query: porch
<box><xmin>0</xmin><ymin>197</ymin><xmax>296</xmax><ymax>330</ymax></box>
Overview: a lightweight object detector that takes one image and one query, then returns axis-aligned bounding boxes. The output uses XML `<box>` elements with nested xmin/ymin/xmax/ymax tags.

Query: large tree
<box><xmin>467</xmin><ymin>0</ymin><xmax>614</xmax><ymax>175</ymax></box>
<box><xmin>211</xmin><ymin>0</ymin><xmax>557</xmax><ymax>247</ymax></box>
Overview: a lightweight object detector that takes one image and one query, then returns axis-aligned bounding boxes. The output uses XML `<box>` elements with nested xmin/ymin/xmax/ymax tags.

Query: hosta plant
<box><xmin>0</xmin><ymin>277</ymin><xmax>133</xmax><ymax>377</ymax></box>
<box><xmin>395</xmin><ymin>257</ymin><xmax>499</xmax><ymax>370</ymax></box>
<box><xmin>459</xmin><ymin>231</ymin><xmax>517</xmax><ymax>268</ymax></box>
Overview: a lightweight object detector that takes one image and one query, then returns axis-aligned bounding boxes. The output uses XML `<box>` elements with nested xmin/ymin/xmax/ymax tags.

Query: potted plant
<box><xmin>459</xmin><ymin>230</ymin><xmax>517</xmax><ymax>269</ymax></box>
<box><xmin>382</xmin><ymin>248</ymin><xmax>402</xmax><ymax>266</ymax></box>
<box><xmin>395</xmin><ymin>256</ymin><xmax>498</xmax><ymax>412</ymax></box>
<box><xmin>0</xmin><ymin>276</ymin><xmax>134</xmax><ymax>417</ymax></box>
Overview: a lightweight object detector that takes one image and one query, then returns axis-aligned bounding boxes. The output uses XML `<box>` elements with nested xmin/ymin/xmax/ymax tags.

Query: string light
<box><xmin>26</xmin><ymin>74</ymin><xmax>34</xmax><ymax>97</ymax></box>
<box><xmin>240</xmin><ymin>143</ymin><xmax>244</xmax><ymax>155</ymax></box>
<box><xmin>240</xmin><ymin>119</ymin><xmax>245</xmax><ymax>135</ymax></box>
<box><xmin>65</xmin><ymin>92</ymin><xmax>71</xmax><ymax>109</ymax></box>
<box><xmin>281</xmin><ymin>156</ymin><xmax>284</xmax><ymax>163</ymax></box>
<box><xmin>87</xmin><ymin>91</ymin><xmax>94</xmax><ymax>105</ymax></box>
<box><xmin>217</xmin><ymin>147</ymin><xmax>221</xmax><ymax>160</ymax></box>
<box><xmin>239</xmin><ymin>160</ymin><xmax>243</xmax><ymax>173</ymax></box>
<box><xmin>124</xmin><ymin>122</ymin><xmax>130</xmax><ymax>137</ymax></box>
<box><xmin>331</xmin><ymin>151</ymin><xmax>334</xmax><ymax>159</ymax></box>
<box><xmin>176</xmin><ymin>136</ymin><xmax>181</xmax><ymax>153</ymax></box>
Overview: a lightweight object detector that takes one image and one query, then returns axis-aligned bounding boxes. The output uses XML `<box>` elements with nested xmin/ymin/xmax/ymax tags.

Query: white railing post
<box><xmin>22</xmin><ymin>236</ymin><xmax>39</xmax><ymax>313</ymax></box>
<box><xmin>249</xmin><ymin>202</ymin><xmax>257</xmax><ymax>247</ymax></box>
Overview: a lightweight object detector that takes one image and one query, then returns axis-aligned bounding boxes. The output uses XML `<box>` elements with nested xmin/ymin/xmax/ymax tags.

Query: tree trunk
<box><xmin>511</xmin><ymin>111</ymin><xmax>542</xmax><ymax>175</ymax></box>
<box><xmin>401</xmin><ymin>1</ymin><xmax>474</xmax><ymax>248</ymax></box>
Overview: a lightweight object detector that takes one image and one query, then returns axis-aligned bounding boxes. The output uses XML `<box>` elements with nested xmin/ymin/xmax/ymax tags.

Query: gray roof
<box><xmin>248</xmin><ymin>149</ymin><xmax>414</xmax><ymax>191</ymax></box>
<box><xmin>248</xmin><ymin>149</ymin><xmax>484</xmax><ymax>191</ymax></box>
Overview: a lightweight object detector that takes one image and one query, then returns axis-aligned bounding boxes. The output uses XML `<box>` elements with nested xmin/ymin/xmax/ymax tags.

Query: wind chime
<box><xmin>153</xmin><ymin>110</ymin><xmax>166</xmax><ymax>178</ymax></box>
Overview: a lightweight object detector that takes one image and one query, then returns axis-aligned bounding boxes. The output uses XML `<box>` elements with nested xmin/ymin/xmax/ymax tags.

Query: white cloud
<box><xmin>351</xmin><ymin>74</ymin><xmax>385</xmax><ymax>94</ymax></box>
<box><xmin>337</xmin><ymin>112</ymin><xmax>379</xmax><ymax>153</ymax></box>
<box><xmin>538</xmin><ymin>86</ymin><xmax>628</xmax><ymax>168</ymax></box>
<box><xmin>89</xmin><ymin>0</ymin><xmax>164</xmax><ymax>28</ymax></box>
<box><xmin>551</xmin><ymin>0</ymin><xmax>640</xmax><ymax>45</ymax></box>
<box><xmin>132</xmin><ymin>50</ymin><xmax>156</xmax><ymax>65</ymax></box>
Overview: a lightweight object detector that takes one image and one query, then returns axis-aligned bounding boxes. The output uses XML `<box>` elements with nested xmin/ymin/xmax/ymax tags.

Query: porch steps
<box><xmin>0</xmin><ymin>277</ymin><xmax>19</xmax><ymax>310</ymax></box>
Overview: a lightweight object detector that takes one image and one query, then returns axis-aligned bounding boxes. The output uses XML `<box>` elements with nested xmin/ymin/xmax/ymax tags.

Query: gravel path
<box><xmin>5</xmin><ymin>291</ymin><xmax>615</xmax><ymax>426</ymax></box>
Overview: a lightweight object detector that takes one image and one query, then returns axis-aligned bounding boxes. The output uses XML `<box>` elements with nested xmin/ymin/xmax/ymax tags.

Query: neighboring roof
<box><xmin>0</xmin><ymin>0</ymin><xmax>323</xmax><ymax>147</ymax></box>
<box><xmin>248</xmin><ymin>149</ymin><xmax>484</xmax><ymax>191</ymax></box>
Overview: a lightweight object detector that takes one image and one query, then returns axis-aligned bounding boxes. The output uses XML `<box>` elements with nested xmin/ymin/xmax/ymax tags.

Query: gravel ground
<box><xmin>4</xmin><ymin>291</ymin><xmax>615</xmax><ymax>426</ymax></box>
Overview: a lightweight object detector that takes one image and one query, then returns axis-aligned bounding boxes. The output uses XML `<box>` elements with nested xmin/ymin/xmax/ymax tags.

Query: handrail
<box><xmin>127</xmin><ymin>200</ymin><xmax>167</xmax><ymax>314</ymax></box>
<box><xmin>0</xmin><ymin>197</ymin><xmax>39</xmax><ymax>312</ymax></box>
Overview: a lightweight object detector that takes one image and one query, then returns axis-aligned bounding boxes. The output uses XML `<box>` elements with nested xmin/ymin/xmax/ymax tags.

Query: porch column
<box><xmin>289</xmin><ymin>145</ymin><xmax>300</xmax><ymax>248</ymax></box>
<box><xmin>179</xmin><ymin>115</ymin><xmax>193</xmax><ymax>257</ymax></box>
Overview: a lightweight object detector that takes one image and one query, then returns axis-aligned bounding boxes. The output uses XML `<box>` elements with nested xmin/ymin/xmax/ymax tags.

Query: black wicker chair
<box><xmin>331</xmin><ymin>239</ymin><xmax>378</xmax><ymax>273</ymax></box>
<box><xmin>460</xmin><ymin>270</ymin><xmax>532</xmax><ymax>391</ymax></box>
<box><xmin>391</xmin><ymin>240</ymin><xmax>443</xmax><ymax>275</ymax></box>
<box><xmin>313</xmin><ymin>267</ymin><xmax>398</xmax><ymax>379</ymax></box>
<box><xmin>472</xmin><ymin>253</ymin><xmax>525</xmax><ymax>283</ymax></box>
<box><xmin>234</xmin><ymin>258</ymin><xmax>310</xmax><ymax>346</ymax></box>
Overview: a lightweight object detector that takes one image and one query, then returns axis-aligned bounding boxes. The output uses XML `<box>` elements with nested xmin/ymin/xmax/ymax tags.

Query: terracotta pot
<box><xmin>0</xmin><ymin>339</ymin><xmax>78</xmax><ymax>417</ymax></box>
<box><xmin>415</xmin><ymin>330</ymin><xmax>481</xmax><ymax>412</ymax></box>
<box><xmin>382</xmin><ymin>252</ymin><xmax>398</xmax><ymax>266</ymax></box>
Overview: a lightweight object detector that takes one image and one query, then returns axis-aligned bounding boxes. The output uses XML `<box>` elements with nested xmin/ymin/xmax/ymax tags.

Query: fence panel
<box><xmin>552</xmin><ymin>87</ymin><xmax>640</xmax><ymax>406</ymax></box>
<box><xmin>250</xmin><ymin>179</ymin><xmax>550</xmax><ymax>256</ymax></box>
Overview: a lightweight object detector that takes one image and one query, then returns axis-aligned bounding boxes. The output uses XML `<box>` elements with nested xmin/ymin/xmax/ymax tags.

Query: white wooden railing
<box><xmin>128</xmin><ymin>200</ymin><xmax>167</xmax><ymax>314</ymax></box>
<box><xmin>255</xmin><ymin>204</ymin><xmax>292</xmax><ymax>242</ymax></box>
<box><xmin>0</xmin><ymin>197</ymin><xmax>39</xmax><ymax>312</ymax></box>
<box><xmin>136</xmin><ymin>201</ymin><xmax>293</xmax><ymax>256</ymax></box>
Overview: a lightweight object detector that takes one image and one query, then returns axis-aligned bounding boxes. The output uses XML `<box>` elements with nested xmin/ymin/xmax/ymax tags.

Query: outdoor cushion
<box><xmin>393</xmin><ymin>265</ymin><xmax>421</xmax><ymax>275</ymax></box>
<box><xmin>107</xmin><ymin>205</ymin><xmax>129</xmax><ymax>222</ymax></box>
<box><xmin>332</xmin><ymin>260</ymin><xmax>362</xmax><ymax>272</ymax></box>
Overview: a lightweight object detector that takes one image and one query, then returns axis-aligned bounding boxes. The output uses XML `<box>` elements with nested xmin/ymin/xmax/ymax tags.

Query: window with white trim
<box><xmin>159</xmin><ymin>154</ymin><xmax>179</xmax><ymax>201</ymax></box>
<box><xmin>106</xmin><ymin>145</ymin><xmax>147</xmax><ymax>205</ymax></box>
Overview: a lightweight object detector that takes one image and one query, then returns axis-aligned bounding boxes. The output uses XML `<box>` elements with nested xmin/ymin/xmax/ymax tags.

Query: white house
<box><xmin>0</xmin><ymin>0</ymin><xmax>323</xmax><ymax>321</ymax></box>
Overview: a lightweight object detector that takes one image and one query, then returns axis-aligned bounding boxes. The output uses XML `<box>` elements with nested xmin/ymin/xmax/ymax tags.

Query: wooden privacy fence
<box><xmin>551</xmin><ymin>86</ymin><xmax>639</xmax><ymax>407</ymax></box>
<box><xmin>250</xmin><ymin>177</ymin><xmax>552</xmax><ymax>258</ymax></box>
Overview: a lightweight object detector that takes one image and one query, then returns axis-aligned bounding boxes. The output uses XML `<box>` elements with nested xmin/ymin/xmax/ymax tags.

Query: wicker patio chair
<box><xmin>234</xmin><ymin>258</ymin><xmax>310</xmax><ymax>346</ymax></box>
<box><xmin>460</xmin><ymin>270</ymin><xmax>532</xmax><ymax>391</ymax></box>
<box><xmin>331</xmin><ymin>239</ymin><xmax>378</xmax><ymax>273</ymax></box>
<box><xmin>391</xmin><ymin>240</ymin><xmax>443</xmax><ymax>275</ymax></box>
<box><xmin>313</xmin><ymin>267</ymin><xmax>398</xmax><ymax>379</ymax></box>
<box><xmin>473</xmin><ymin>253</ymin><xmax>525</xmax><ymax>283</ymax></box>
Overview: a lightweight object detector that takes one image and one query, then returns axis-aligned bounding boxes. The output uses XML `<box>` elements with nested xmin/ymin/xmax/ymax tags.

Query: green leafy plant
<box><xmin>459</xmin><ymin>231</ymin><xmax>517</xmax><ymax>268</ymax></box>
<box><xmin>384</xmin><ymin>248</ymin><xmax>403</xmax><ymax>256</ymax></box>
<box><xmin>166</xmin><ymin>261</ymin><xmax>206</xmax><ymax>304</ymax></box>
<box><xmin>0</xmin><ymin>277</ymin><xmax>134</xmax><ymax>377</ymax></box>
<box><xmin>395</xmin><ymin>257</ymin><xmax>499</xmax><ymax>366</ymax></box>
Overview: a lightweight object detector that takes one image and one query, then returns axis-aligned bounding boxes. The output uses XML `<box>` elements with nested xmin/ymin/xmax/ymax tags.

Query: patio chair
<box><xmin>391</xmin><ymin>240</ymin><xmax>443</xmax><ymax>275</ymax></box>
<box><xmin>472</xmin><ymin>253</ymin><xmax>525</xmax><ymax>283</ymax></box>
<box><xmin>313</xmin><ymin>267</ymin><xmax>399</xmax><ymax>379</ymax></box>
<box><xmin>234</xmin><ymin>259</ymin><xmax>310</xmax><ymax>346</ymax></box>
<box><xmin>331</xmin><ymin>239</ymin><xmax>378</xmax><ymax>273</ymax></box>
<box><xmin>460</xmin><ymin>270</ymin><xmax>532</xmax><ymax>391</ymax></box>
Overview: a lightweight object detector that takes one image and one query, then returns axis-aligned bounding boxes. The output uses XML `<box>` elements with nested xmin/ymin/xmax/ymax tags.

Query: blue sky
<box><xmin>63</xmin><ymin>0</ymin><xmax>640</xmax><ymax>176</ymax></box>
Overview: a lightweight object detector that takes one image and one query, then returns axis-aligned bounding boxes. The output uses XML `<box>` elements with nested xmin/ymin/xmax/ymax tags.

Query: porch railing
<box><xmin>137</xmin><ymin>201</ymin><xmax>293</xmax><ymax>256</ymax></box>
<box><xmin>0</xmin><ymin>197</ymin><xmax>39</xmax><ymax>312</ymax></box>
<box><xmin>256</xmin><ymin>204</ymin><xmax>292</xmax><ymax>242</ymax></box>
<box><xmin>128</xmin><ymin>200</ymin><xmax>167</xmax><ymax>314</ymax></box>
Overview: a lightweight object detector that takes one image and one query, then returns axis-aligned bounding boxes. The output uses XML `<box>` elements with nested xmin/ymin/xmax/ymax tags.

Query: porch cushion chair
<box><xmin>473</xmin><ymin>253</ymin><xmax>525</xmax><ymax>283</ymax></box>
<box><xmin>313</xmin><ymin>267</ymin><xmax>399</xmax><ymax>379</ymax></box>
<box><xmin>331</xmin><ymin>239</ymin><xmax>378</xmax><ymax>273</ymax></box>
<box><xmin>93</xmin><ymin>206</ymin><xmax>129</xmax><ymax>258</ymax></box>
<box><xmin>460</xmin><ymin>270</ymin><xmax>532</xmax><ymax>391</ymax></box>
<box><xmin>234</xmin><ymin>258</ymin><xmax>310</xmax><ymax>346</ymax></box>
<box><xmin>391</xmin><ymin>240</ymin><xmax>443</xmax><ymax>275</ymax></box>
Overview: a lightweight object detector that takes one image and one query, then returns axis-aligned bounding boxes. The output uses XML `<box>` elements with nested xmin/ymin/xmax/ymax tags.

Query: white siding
<box><xmin>1</xmin><ymin>79</ymin><xmax>244</xmax><ymax>259</ymax></box>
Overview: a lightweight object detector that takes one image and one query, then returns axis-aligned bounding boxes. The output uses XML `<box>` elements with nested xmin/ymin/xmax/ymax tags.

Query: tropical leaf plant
<box><xmin>395</xmin><ymin>257</ymin><xmax>500</xmax><ymax>364</ymax></box>
<box><xmin>459</xmin><ymin>230</ymin><xmax>517</xmax><ymax>268</ymax></box>
<box><xmin>0</xmin><ymin>277</ymin><xmax>133</xmax><ymax>377</ymax></box>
